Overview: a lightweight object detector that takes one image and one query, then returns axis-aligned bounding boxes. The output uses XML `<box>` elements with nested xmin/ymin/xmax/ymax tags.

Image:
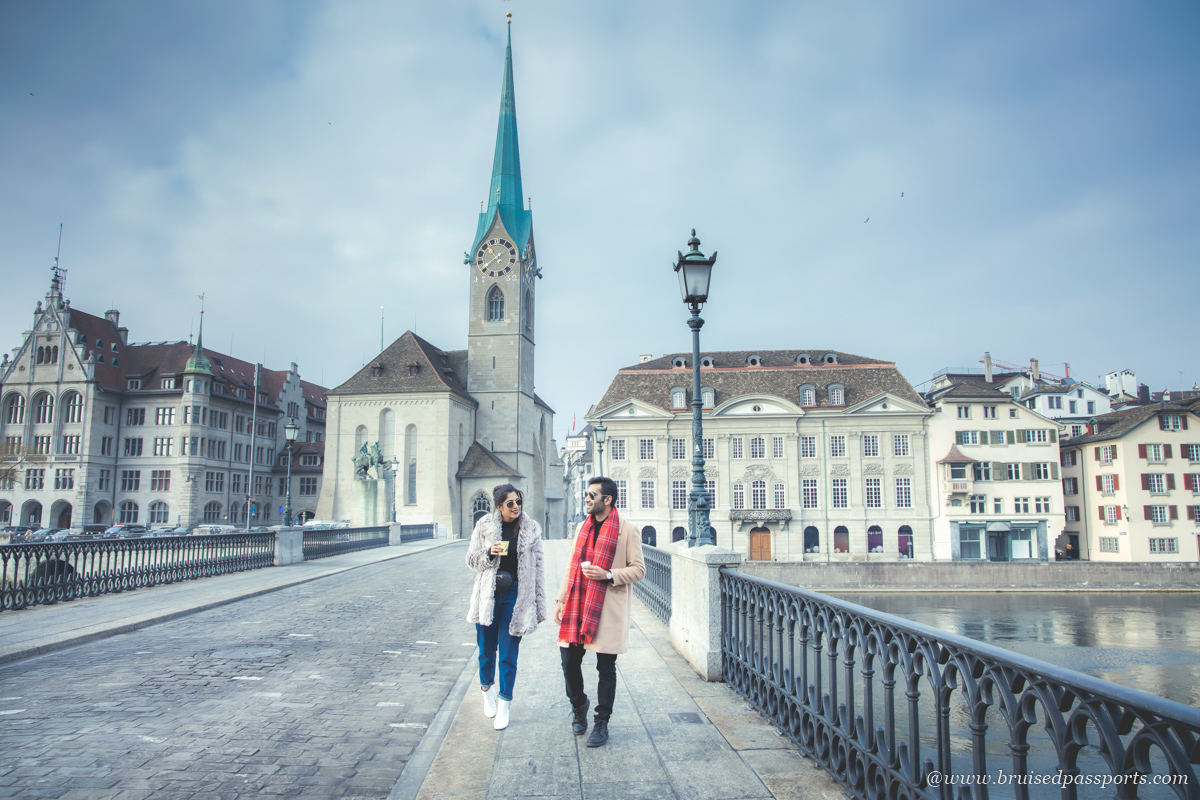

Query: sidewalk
<box><xmin>407</xmin><ymin>540</ymin><xmax>844</xmax><ymax>800</ymax></box>
<box><xmin>0</xmin><ymin>537</ymin><xmax>461</xmax><ymax>665</ymax></box>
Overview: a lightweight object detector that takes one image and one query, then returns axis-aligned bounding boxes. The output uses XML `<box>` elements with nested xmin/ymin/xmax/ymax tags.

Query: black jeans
<box><xmin>560</xmin><ymin>644</ymin><xmax>617</xmax><ymax>721</ymax></box>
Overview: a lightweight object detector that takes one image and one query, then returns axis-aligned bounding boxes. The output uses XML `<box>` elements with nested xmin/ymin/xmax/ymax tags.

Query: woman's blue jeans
<box><xmin>476</xmin><ymin>581</ymin><xmax>521</xmax><ymax>701</ymax></box>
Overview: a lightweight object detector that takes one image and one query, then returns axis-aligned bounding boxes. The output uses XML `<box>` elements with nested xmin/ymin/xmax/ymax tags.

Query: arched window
<box><xmin>867</xmin><ymin>525</ymin><xmax>883</xmax><ymax>553</ymax></box>
<box><xmin>672</xmin><ymin>526</ymin><xmax>687</xmax><ymax>543</ymax></box>
<box><xmin>472</xmin><ymin>493</ymin><xmax>490</xmax><ymax>518</ymax></box>
<box><xmin>3</xmin><ymin>394</ymin><xmax>24</xmax><ymax>425</ymax></box>
<box><xmin>751</xmin><ymin>480</ymin><xmax>767</xmax><ymax>510</ymax></box>
<box><xmin>34</xmin><ymin>393</ymin><xmax>54</xmax><ymax>424</ymax></box>
<box><xmin>486</xmin><ymin>286</ymin><xmax>505</xmax><ymax>322</ymax></box>
<box><xmin>641</xmin><ymin>526</ymin><xmax>657</xmax><ymax>546</ymax></box>
<box><xmin>230</xmin><ymin>503</ymin><xmax>243</xmax><ymax>524</ymax></box>
<box><xmin>803</xmin><ymin>526</ymin><xmax>820</xmax><ymax>553</ymax></box>
<box><xmin>798</xmin><ymin>384</ymin><xmax>816</xmax><ymax>407</ymax></box>
<box><xmin>670</xmin><ymin>388</ymin><xmax>686</xmax><ymax>409</ymax></box>
<box><xmin>22</xmin><ymin>501</ymin><xmax>43</xmax><ymax>526</ymax></box>
<box><xmin>379</xmin><ymin>408</ymin><xmax>395</xmax><ymax>460</ymax></box>
<box><xmin>0</xmin><ymin>501</ymin><xmax>11</xmax><ymax>524</ymax></box>
<box><xmin>701</xmin><ymin>387</ymin><xmax>715</xmax><ymax>407</ymax></box>
<box><xmin>119</xmin><ymin>500</ymin><xmax>139</xmax><ymax>524</ymax></box>
<box><xmin>458</xmin><ymin>424</ymin><xmax>465</xmax><ymax>460</ymax></box>
<box><xmin>828</xmin><ymin>384</ymin><xmax>845</xmax><ymax>405</ymax></box>
<box><xmin>898</xmin><ymin>525</ymin><xmax>914</xmax><ymax>559</ymax></box>
<box><xmin>63</xmin><ymin>392</ymin><xmax>84</xmax><ymax>424</ymax></box>
<box><xmin>149</xmin><ymin>501</ymin><xmax>170</xmax><ymax>525</ymax></box>
<box><xmin>833</xmin><ymin>525</ymin><xmax>850</xmax><ymax>553</ymax></box>
<box><xmin>355</xmin><ymin>425</ymin><xmax>368</xmax><ymax>451</ymax></box>
<box><xmin>524</xmin><ymin>289</ymin><xmax>533</xmax><ymax>332</ymax></box>
<box><xmin>404</xmin><ymin>424</ymin><xmax>417</xmax><ymax>505</ymax></box>
<box><xmin>203</xmin><ymin>502</ymin><xmax>222</xmax><ymax>523</ymax></box>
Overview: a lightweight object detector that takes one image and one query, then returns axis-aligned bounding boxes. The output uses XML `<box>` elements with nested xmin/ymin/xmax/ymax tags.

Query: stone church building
<box><xmin>315</xmin><ymin>28</ymin><xmax>564</xmax><ymax>539</ymax></box>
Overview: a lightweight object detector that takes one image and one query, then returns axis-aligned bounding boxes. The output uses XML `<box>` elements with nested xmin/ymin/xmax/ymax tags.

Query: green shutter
<box><xmin>955</xmin><ymin>431</ymin><xmax>964</xmax><ymax>445</ymax></box>
<box><xmin>1051</xmin><ymin>462</ymin><xmax>1059</xmax><ymax>480</ymax></box>
<box><xmin>993</xmin><ymin>462</ymin><xmax>1006</xmax><ymax>481</ymax></box>
<box><xmin>979</xmin><ymin>431</ymin><xmax>989</xmax><ymax>445</ymax></box>
<box><xmin>1021</xmin><ymin>463</ymin><xmax>1031</xmax><ymax>481</ymax></box>
<box><xmin>1049</xmin><ymin>429</ymin><xmax>1057</xmax><ymax>443</ymax></box>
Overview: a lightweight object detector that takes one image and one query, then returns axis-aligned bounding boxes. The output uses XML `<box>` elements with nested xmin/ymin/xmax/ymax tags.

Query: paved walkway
<box><xmin>405</xmin><ymin>540</ymin><xmax>842</xmax><ymax>800</ymax></box>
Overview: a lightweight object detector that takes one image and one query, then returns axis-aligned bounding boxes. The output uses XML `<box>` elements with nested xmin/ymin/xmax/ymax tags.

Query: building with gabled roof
<box><xmin>313</xmin><ymin>25</ymin><xmax>563</xmax><ymax>539</ymax></box>
<box><xmin>0</xmin><ymin>270</ymin><xmax>328</xmax><ymax>530</ymax></box>
<box><xmin>585</xmin><ymin>347</ymin><xmax>933</xmax><ymax>561</ymax></box>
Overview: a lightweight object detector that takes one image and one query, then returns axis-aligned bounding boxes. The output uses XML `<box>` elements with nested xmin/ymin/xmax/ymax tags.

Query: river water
<box><xmin>831</xmin><ymin>592</ymin><xmax>1200</xmax><ymax>708</ymax></box>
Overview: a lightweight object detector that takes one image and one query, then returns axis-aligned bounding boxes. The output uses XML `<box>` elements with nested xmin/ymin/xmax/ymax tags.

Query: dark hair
<box><xmin>587</xmin><ymin>476</ymin><xmax>618</xmax><ymax>507</ymax></box>
<box><xmin>492</xmin><ymin>483</ymin><xmax>522</xmax><ymax>509</ymax></box>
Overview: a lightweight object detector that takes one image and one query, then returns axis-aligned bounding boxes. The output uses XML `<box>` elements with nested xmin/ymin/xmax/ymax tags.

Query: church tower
<box><xmin>466</xmin><ymin>24</ymin><xmax>540</xmax><ymax>471</ymax></box>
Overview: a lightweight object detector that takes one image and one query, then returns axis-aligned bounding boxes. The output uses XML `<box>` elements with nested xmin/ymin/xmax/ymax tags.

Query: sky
<box><xmin>3</xmin><ymin>1</ymin><xmax>1198</xmax><ymax>445</ymax></box>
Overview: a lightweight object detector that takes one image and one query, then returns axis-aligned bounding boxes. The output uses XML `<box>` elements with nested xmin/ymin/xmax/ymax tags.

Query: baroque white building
<box><xmin>314</xmin><ymin>27</ymin><xmax>564</xmax><ymax>539</ymax></box>
<box><xmin>0</xmin><ymin>271</ymin><xmax>328</xmax><ymax>530</ymax></box>
<box><xmin>586</xmin><ymin>348</ymin><xmax>934</xmax><ymax>561</ymax></box>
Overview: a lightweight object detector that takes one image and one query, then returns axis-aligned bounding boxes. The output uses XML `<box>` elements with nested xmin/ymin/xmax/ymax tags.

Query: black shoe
<box><xmin>570</xmin><ymin>699</ymin><xmax>590</xmax><ymax>735</ymax></box>
<box><xmin>586</xmin><ymin>719</ymin><xmax>609</xmax><ymax>747</ymax></box>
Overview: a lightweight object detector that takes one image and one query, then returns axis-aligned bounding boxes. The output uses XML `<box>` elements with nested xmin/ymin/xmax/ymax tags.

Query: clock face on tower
<box><xmin>475</xmin><ymin>237</ymin><xmax>518</xmax><ymax>277</ymax></box>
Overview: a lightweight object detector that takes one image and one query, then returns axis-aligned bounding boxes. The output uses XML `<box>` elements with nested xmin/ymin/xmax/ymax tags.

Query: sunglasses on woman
<box><xmin>503</xmin><ymin>498</ymin><xmax>523</xmax><ymax>508</ymax></box>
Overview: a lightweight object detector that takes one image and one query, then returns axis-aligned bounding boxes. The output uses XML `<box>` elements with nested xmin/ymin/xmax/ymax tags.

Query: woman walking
<box><xmin>466</xmin><ymin>484</ymin><xmax>547</xmax><ymax>730</ymax></box>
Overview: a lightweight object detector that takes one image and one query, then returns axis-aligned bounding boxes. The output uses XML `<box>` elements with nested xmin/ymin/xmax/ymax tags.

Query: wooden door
<box><xmin>748</xmin><ymin>528</ymin><xmax>771</xmax><ymax>561</ymax></box>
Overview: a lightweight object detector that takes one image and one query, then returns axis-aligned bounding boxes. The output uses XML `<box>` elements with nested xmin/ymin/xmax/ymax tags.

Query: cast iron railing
<box><xmin>0</xmin><ymin>534</ymin><xmax>275</xmax><ymax>612</ymax></box>
<box><xmin>399</xmin><ymin>524</ymin><xmax>435</xmax><ymax>543</ymax></box>
<box><xmin>633</xmin><ymin>544</ymin><xmax>671</xmax><ymax>624</ymax></box>
<box><xmin>720</xmin><ymin>569</ymin><xmax>1200</xmax><ymax>800</ymax></box>
<box><xmin>303</xmin><ymin>526</ymin><xmax>389</xmax><ymax>560</ymax></box>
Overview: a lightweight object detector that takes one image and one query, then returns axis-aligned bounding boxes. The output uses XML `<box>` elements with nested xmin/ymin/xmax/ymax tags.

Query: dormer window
<box><xmin>127</xmin><ymin>378</ymin><xmax>141</xmax><ymax>390</ymax></box>
<box><xmin>300</xmin><ymin>454</ymin><xmax>321</xmax><ymax>466</ymax></box>
<box><xmin>370</xmin><ymin>363</ymin><xmax>383</xmax><ymax>378</ymax></box>
<box><xmin>111</xmin><ymin>342</ymin><xmax>119</xmax><ymax>352</ymax></box>
<box><xmin>672</xmin><ymin>357</ymin><xmax>687</xmax><ymax>369</ymax></box>
<box><xmin>670</xmin><ymin>388</ymin><xmax>687</xmax><ymax>409</ymax></box>
<box><xmin>161</xmin><ymin>377</ymin><xmax>175</xmax><ymax>390</ymax></box>
<box><xmin>823</xmin><ymin>353</ymin><xmax>838</xmax><ymax>364</ymax></box>
<box><xmin>746</xmin><ymin>355</ymin><xmax>761</xmax><ymax>366</ymax></box>
<box><xmin>798</xmin><ymin>384</ymin><xmax>817</xmax><ymax>407</ymax></box>
<box><xmin>408</xmin><ymin>363</ymin><xmax>421</xmax><ymax>377</ymax></box>
<box><xmin>700</xmin><ymin>356</ymin><xmax>714</xmax><ymax>368</ymax></box>
<box><xmin>796</xmin><ymin>354</ymin><xmax>810</xmax><ymax>365</ymax></box>
<box><xmin>829</xmin><ymin>384</ymin><xmax>845</xmax><ymax>405</ymax></box>
<box><xmin>701</xmin><ymin>387</ymin><xmax>715</xmax><ymax>407</ymax></box>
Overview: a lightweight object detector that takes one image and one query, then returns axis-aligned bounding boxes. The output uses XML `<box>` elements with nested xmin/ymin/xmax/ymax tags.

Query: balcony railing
<box><xmin>720</xmin><ymin>568</ymin><xmax>1200</xmax><ymax>800</ymax></box>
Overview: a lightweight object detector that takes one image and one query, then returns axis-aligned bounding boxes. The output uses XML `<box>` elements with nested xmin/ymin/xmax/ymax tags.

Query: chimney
<box><xmin>1137</xmin><ymin>384</ymin><xmax>1150</xmax><ymax>404</ymax></box>
<box><xmin>983</xmin><ymin>352</ymin><xmax>993</xmax><ymax>383</ymax></box>
<box><xmin>639</xmin><ymin>354</ymin><xmax>653</xmax><ymax>363</ymax></box>
<box><xmin>1030</xmin><ymin>358</ymin><xmax>1040</xmax><ymax>384</ymax></box>
<box><xmin>105</xmin><ymin>309</ymin><xmax>120</xmax><ymax>328</ymax></box>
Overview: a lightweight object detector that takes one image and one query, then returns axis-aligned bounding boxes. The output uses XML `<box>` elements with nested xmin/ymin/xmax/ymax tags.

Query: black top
<box><xmin>499</xmin><ymin>518</ymin><xmax>519</xmax><ymax>575</ymax></box>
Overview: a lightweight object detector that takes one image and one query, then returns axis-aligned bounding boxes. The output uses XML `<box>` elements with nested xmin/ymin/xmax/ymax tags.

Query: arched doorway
<box><xmin>296</xmin><ymin>510</ymin><xmax>315</xmax><ymax>524</ymax></box>
<box><xmin>671</xmin><ymin>526</ymin><xmax>687</xmax><ymax>543</ymax></box>
<box><xmin>898</xmin><ymin>525</ymin><xmax>914</xmax><ymax>559</ymax></box>
<box><xmin>803</xmin><ymin>526</ymin><xmax>820</xmax><ymax>553</ymax></box>
<box><xmin>93</xmin><ymin>501</ymin><xmax>112</xmax><ymax>525</ymax></box>
<box><xmin>867</xmin><ymin>525</ymin><xmax>883</xmax><ymax>553</ymax></box>
<box><xmin>641</xmin><ymin>526</ymin><xmax>657</xmax><ymax>547</ymax></box>
<box><xmin>0</xmin><ymin>500</ymin><xmax>12</xmax><ymax>525</ymax></box>
<box><xmin>51</xmin><ymin>501</ymin><xmax>73</xmax><ymax>529</ymax></box>
<box><xmin>748</xmin><ymin>526</ymin><xmax>771</xmax><ymax>561</ymax></box>
<box><xmin>833</xmin><ymin>525</ymin><xmax>850</xmax><ymax>554</ymax></box>
<box><xmin>21</xmin><ymin>500</ymin><xmax>42</xmax><ymax>527</ymax></box>
<box><xmin>471</xmin><ymin>493</ymin><xmax>490</xmax><ymax>527</ymax></box>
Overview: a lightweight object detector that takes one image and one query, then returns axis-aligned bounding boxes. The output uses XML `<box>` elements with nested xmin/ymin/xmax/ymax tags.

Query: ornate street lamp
<box><xmin>594</xmin><ymin>421</ymin><xmax>607</xmax><ymax>477</ymax></box>
<box><xmin>674</xmin><ymin>230</ymin><xmax>717</xmax><ymax>547</ymax></box>
<box><xmin>283</xmin><ymin>417</ymin><xmax>300</xmax><ymax>527</ymax></box>
<box><xmin>390</xmin><ymin>455</ymin><xmax>400</xmax><ymax>523</ymax></box>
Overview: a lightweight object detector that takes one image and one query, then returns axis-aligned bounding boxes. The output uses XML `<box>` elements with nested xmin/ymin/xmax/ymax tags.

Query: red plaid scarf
<box><xmin>559</xmin><ymin>508</ymin><xmax>621</xmax><ymax>645</ymax></box>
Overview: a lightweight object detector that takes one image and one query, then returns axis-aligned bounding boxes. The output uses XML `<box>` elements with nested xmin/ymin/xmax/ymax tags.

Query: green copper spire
<box><xmin>184</xmin><ymin>306</ymin><xmax>213</xmax><ymax>376</ymax></box>
<box><xmin>473</xmin><ymin>24</ymin><xmax>532</xmax><ymax>254</ymax></box>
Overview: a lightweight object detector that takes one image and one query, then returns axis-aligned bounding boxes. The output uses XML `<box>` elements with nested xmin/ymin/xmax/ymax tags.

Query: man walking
<box><xmin>554</xmin><ymin>476</ymin><xmax>645</xmax><ymax>747</ymax></box>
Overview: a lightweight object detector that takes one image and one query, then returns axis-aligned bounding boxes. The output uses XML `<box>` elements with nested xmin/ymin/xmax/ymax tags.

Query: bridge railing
<box><xmin>302</xmin><ymin>526</ymin><xmax>390</xmax><ymax>560</ymax></box>
<box><xmin>0</xmin><ymin>533</ymin><xmax>275</xmax><ymax>612</ymax></box>
<box><xmin>633</xmin><ymin>544</ymin><xmax>671</xmax><ymax>624</ymax></box>
<box><xmin>719</xmin><ymin>568</ymin><xmax>1200</xmax><ymax>800</ymax></box>
<box><xmin>398</xmin><ymin>524</ymin><xmax>436</xmax><ymax>543</ymax></box>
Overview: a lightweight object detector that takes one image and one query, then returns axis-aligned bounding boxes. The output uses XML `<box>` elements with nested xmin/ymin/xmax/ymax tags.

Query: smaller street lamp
<box><xmin>594</xmin><ymin>421</ymin><xmax>607</xmax><ymax>477</ymax></box>
<box><xmin>283</xmin><ymin>417</ymin><xmax>300</xmax><ymax>527</ymax></box>
<box><xmin>390</xmin><ymin>455</ymin><xmax>400</xmax><ymax>523</ymax></box>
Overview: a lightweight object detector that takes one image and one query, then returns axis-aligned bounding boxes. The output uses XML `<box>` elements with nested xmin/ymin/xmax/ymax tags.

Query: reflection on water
<box><xmin>830</xmin><ymin>591</ymin><xmax>1200</xmax><ymax>708</ymax></box>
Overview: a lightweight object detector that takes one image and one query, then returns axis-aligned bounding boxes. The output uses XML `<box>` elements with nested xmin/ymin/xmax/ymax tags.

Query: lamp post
<box><xmin>283</xmin><ymin>417</ymin><xmax>300</xmax><ymax>527</ymax></box>
<box><xmin>594</xmin><ymin>422</ymin><xmax>607</xmax><ymax>477</ymax></box>
<box><xmin>390</xmin><ymin>455</ymin><xmax>400</xmax><ymax>523</ymax></box>
<box><xmin>674</xmin><ymin>229</ymin><xmax>717</xmax><ymax>547</ymax></box>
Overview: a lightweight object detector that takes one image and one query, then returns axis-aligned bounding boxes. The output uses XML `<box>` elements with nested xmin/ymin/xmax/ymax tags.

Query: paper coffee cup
<box><xmin>498</xmin><ymin>541</ymin><xmax>510</xmax><ymax>556</ymax></box>
<box><xmin>581</xmin><ymin>561</ymin><xmax>591</xmax><ymax>568</ymax></box>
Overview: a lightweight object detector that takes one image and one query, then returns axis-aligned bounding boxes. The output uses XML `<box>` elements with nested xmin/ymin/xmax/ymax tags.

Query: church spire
<box><xmin>184</xmin><ymin>297</ymin><xmax>212</xmax><ymax>375</ymax></box>
<box><xmin>473</xmin><ymin>24</ymin><xmax>531</xmax><ymax>254</ymax></box>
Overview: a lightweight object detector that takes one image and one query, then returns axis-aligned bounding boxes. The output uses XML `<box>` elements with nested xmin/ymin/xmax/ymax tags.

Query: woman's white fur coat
<box><xmin>465</xmin><ymin>509</ymin><xmax>548</xmax><ymax>636</ymax></box>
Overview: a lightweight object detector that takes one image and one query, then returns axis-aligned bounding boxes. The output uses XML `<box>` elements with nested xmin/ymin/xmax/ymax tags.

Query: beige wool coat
<box><xmin>556</xmin><ymin>515</ymin><xmax>646</xmax><ymax>655</ymax></box>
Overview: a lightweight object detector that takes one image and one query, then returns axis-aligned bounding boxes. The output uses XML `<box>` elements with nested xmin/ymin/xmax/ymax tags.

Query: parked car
<box><xmin>105</xmin><ymin>524</ymin><xmax>148</xmax><ymax>538</ymax></box>
<box><xmin>82</xmin><ymin>524</ymin><xmax>108</xmax><ymax>536</ymax></box>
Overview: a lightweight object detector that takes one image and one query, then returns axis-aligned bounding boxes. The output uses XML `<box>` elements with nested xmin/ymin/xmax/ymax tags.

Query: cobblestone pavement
<box><xmin>0</xmin><ymin>542</ymin><xmax>474</xmax><ymax>800</ymax></box>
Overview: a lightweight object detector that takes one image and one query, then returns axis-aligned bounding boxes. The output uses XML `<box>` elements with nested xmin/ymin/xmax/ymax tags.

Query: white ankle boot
<box><xmin>481</xmin><ymin>685</ymin><xmax>498</xmax><ymax>719</ymax></box>
<box><xmin>494</xmin><ymin>698</ymin><xmax>510</xmax><ymax>730</ymax></box>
